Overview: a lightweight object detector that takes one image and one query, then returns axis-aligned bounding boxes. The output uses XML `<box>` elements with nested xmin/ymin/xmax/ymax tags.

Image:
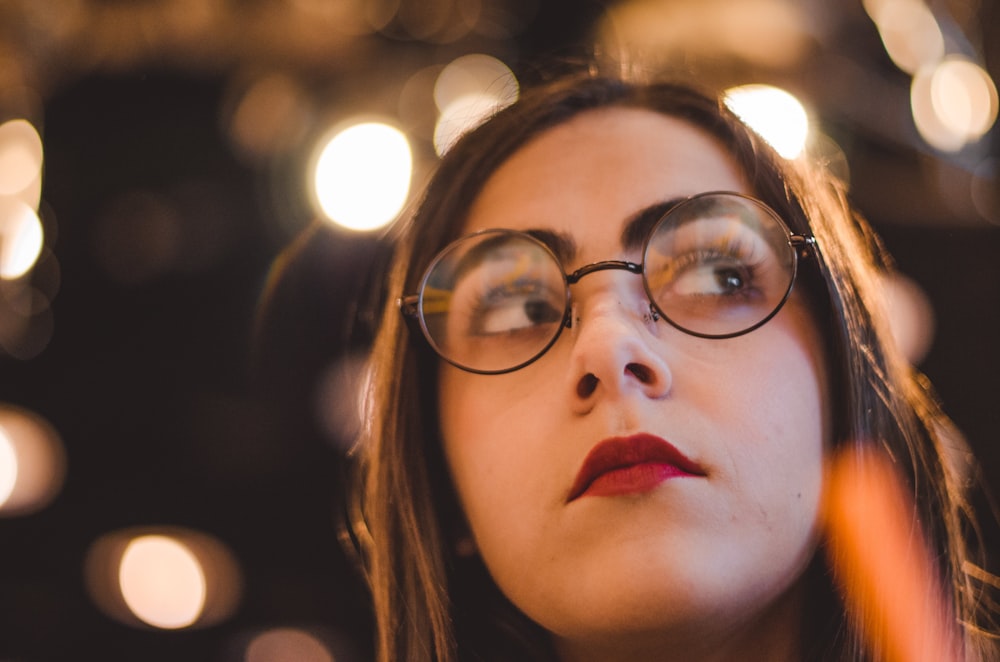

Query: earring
<box><xmin>645</xmin><ymin>304</ymin><xmax>661</xmax><ymax>324</ymax></box>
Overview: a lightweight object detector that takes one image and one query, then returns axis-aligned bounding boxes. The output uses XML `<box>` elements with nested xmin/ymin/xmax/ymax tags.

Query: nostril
<box><xmin>577</xmin><ymin>373</ymin><xmax>599</xmax><ymax>399</ymax></box>
<box><xmin>626</xmin><ymin>362</ymin><xmax>654</xmax><ymax>384</ymax></box>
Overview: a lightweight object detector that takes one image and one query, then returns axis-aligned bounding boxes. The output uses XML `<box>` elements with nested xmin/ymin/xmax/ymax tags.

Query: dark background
<box><xmin>0</xmin><ymin>1</ymin><xmax>998</xmax><ymax>660</ymax></box>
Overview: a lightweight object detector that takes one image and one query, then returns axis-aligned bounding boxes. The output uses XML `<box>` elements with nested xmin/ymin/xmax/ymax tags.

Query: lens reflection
<box><xmin>643</xmin><ymin>193</ymin><xmax>796</xmax><ymax>338</ymax></box>
<box><xmin>419</xmin><ymin>230</ymin><xmax>566</xmax><ymax>374</ymax></box>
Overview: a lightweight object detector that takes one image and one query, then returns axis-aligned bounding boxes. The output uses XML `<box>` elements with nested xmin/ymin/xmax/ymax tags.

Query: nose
<box><xmin>565</xmin><ymin>275</ymin><xmax>672</xmax><ymax>414</ymax></box>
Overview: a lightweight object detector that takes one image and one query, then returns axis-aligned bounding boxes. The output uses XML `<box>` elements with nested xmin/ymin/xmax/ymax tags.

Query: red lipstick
<box><xmin>568</xmin><ymin>434</ymin><xmax>704</xmax><ymax>501</ymax></box>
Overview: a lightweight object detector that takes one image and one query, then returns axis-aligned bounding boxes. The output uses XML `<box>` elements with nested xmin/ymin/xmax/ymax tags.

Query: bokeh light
<box><xmin>315</xmin><ymin>352</ymin><xmax>373</xmax><ymax>451</ymax></box>
<box><xmin>433</xmin><ymin>54</ymin><xmax>517</xmax><ymax>112</ymax></box>
<box><xmin>932</xmin><ymin>59</ymin><xmax>998</xmax><ymax>140</ymax></box>
<box><xmin>433</xmin><ymin>54</ymin><xmax>518</xmax><ymax>155</ymax></box>
<box><xmin>86</xmin><ymin>526</ymin><xmax>242</xmax><ymax>630</ymax></box>
<box><xmin>362</xmin><ymin>0</ymin><xmax>399</xmax><ymax>32</ymax></box>
<box><xmin>119</xmin><ymin>535</ymin><xmax>207</xmax><ymax>629</ymax></box>
<box><xmin>311</xmin><ymin>122</ymin><xmax>412</xmax><ymax>232</ymax></box>
<box><xmin>911</xmin><ymin>71</ymin><xmax>963</xmax><ymax>152</ymax></box>
<box><xmin>0</xmin><ymin>118</ymin><xmax>43</xmax><ymax>210</ymax></box>
<box><xmin>245</xmin><ymin>627</ymin><xmax>335</xmax><ymax>662</ymax></box>
<box><xmin>723</xmin><ymin>84</ymin><xmax>809</xmax><ymax>159</ymax></box>
<box><xmin>224</xmin><ymin>72</ymin><xmax>312</xmax><ymax>162</ymax></box>
<box><xmin>912</xmin><ymin>57</ymin><xmax>999</xmax><ymax>151</ymax></box>
<box><xmin>596</xmin><ymin>0</ymin><xmax>808</xmax><ymax>70</ymax></box>
<box><xmin>0</xmin><ymin>405</ymin><xmax>65</xmax><ymax>517</ymax></box>
<box><xmin>805</xmin><ymin>131</ymin><xmax>851</xmax><ymax>186</ymax></box>
<box><xmin>398</xmin><ymin>64</ymin><xmax>445</xmax><ymax>140</ymax></box>
<box><xmin>0</xmin><ymin>428</ymin><xmax>17</xmax><ymax>507</ymax></box>
<box><xmin>932</xmin><ymin>58</ymin><xmax>997</xmax><ymax>140</ymax></box>
<box><xmin>0</xmin><ymin>285</ymin><xmax>54</xmax><ymax>361</ymax></box>
<box><xmin>434</xmin><ymin>92</ymin><xmax>506</xmax><ymax>156</ymax></box>
<box><xmin>398</xmin><ymin>0</ymin><xmax>480</xmax><ymax>43</ymax></box>
<box><xmin>0</xmin><ymin>197</ymin><xmax>44</xmax><ymax>279</ymax></box>
<box><xmin>824</xmin><ymin>445</ymin><xmax>962</xmax><ymax>661</ymax></box>
<box><xmin>366</xmin><ymin>0</ymin><xmax>487</xmax><ymax>43</ymax></box>
<box><xmin>880</xmin><ymin>271</ymin><xmax>935</xmax><ymax>365</ymax></box>
<box><xmin>868</xmin><ymin>0</ymin><xmax>944</xmax><ymax>74</ymax></box>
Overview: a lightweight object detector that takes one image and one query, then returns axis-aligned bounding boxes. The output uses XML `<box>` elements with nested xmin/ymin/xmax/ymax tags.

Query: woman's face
<box><xmin>437</xmin><ymin>107</ymin><xmax>831</xmax><ymax>659</ymax></box>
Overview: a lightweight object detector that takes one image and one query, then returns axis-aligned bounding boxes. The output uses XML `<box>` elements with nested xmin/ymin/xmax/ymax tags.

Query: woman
<box><xmin>352</xmin><ymin>70</ymin><xmax>997</xmax><ymax>660</ymax></box>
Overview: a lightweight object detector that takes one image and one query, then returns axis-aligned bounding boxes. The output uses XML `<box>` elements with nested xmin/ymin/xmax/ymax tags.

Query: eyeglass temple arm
<box><xmin>397</xmin><ymin>295</ymin><xmax>419</xmax><ymax>318</ymax></box>
<box><xmin>790</xmin><ymin>234</ymin><xmax>818</xmax><ymax>258</ymax></box>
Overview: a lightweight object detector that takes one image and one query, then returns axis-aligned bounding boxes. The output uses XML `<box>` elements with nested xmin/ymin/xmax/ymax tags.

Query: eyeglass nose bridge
<box><xmin>562</xmin><ymin>259</ymin><xmax>659</xmax><ymax>329</ymax></box>
<box><xmin>565</xmin><ymin>259</ymin><xmax>643</xmax><ymax>284</ymax></box>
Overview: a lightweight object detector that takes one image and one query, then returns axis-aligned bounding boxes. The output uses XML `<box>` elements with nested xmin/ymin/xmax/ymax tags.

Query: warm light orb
<box><xmin>724</xmin><ymin>84</ymin><xmax>810</xmax><ymax>159</ymax></box>
<box><xmin>432</xmin><ymin>54</ymin><xmax>518</xmax><ymax>156</ymax></box>
<box><xmin>86</xmin><ymin>526</ymin><xmax>242</xmax><ymax>630</ymax></box>
<box><xmin>912</xmin><ymin>70</ymin><xmax>961</xmax><ymax>151</ymax></box>
<box><xmin>0</xmin><ymin>198</ymin><xmax>44</xmax><ymax>279</ymax></box>
<box><xmin>880</xmin><ymin>271</ymin><xmax>935</xmax><ymax>364</ymax></box>
<box><xmin>932</xmin><ymin>58</ymin><xmax>998</xmax><ymax>141</ymax></box>
<box><xmin>434</xmin><ymin>92</ymin><xmax>504</xmax><ymax>156</ymax></box>
<box><xmin>0</xmin><ymin>406</ymin><xmax>66</xmax><ymax>516</ymax></box>
<box><xmin>0</xmin><ymin>429</ymin><xmax>17</xmax><ymax>508</ymax></box>
<box><xmin>0</xmin><ymin>119</ymin><xmax>44</xmax><ymax>209</ymax></box>
<box><xmin>245</xmin><ymin>628</ymin><xmax>335</xmax><ymax>662</ymax></box>
<box><xmin>119</xmin><ymin>535</ymin><xmax>207</xmax><ymax>629</ymax></box>
<box><xmin>871</xmin><ymin>0</ymin><xmax>944</xmax><ymax>74</ymax></box>
<box><xmin>315</xmin><ymin>352</ymin><xmax>374</xmax><ymax>450</ymax></box>
<box><xmin>226</xmin><ymin>73</ymin><xmax>310</xmax><ymax>160</ymax></box>
<box><xmin>312</xmin><ymin>122</ymin><xmax>412</xmax><ymax>231</ymax></box>
<box><xmin>912</xmin><ymin>57</ymin><xmax>999</xmax><ymax>151</ymax></box>
<box><xmin>433</xmin><ymin>54</ymin><xmax>518</xmax><ymax>113</ymax></box>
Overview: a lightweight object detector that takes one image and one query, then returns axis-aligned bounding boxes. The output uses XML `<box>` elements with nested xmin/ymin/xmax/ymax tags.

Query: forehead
<box><xmin>462</xmin><ymin>107</ymin><xmax>751</xmax><ymax>257</ymax></box>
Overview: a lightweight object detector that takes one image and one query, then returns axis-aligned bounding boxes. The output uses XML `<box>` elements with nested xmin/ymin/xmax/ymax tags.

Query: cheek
<box><xmin>437</xmin><ymin>367</ymin><xmax>556</xmax><ymax>540</ymax></box>
<box><xmin>714</xmin><ymin>305</ymin><xmax>831</xmax><ymax>525</ymax></box>
<box><xmin>438</xmin><ymin>368</ymin><xmax>533</xmax><ymax>474</ymax></box>
<box><xmin>438</xmin><ymin>370</ymin><xmax>490</xmax><ymax>500</ymax></box>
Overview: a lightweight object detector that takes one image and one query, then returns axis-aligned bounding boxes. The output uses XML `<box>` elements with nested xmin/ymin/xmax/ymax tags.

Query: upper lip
<box><xmin>567</xmin><ymin>433</ymin><xmax>705</xmax><ymax>501</ymax></box>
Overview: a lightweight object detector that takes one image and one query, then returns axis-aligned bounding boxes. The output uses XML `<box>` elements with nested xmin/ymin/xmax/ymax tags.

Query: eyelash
<box><xmin>668</xmin><ymin>237</ymin><xmax>766</xmax><ymax>294</ymax></box>
<box><xmin>466</xmin><ymin>278</ymin><xmax>561</xmax><ymax>334</ymax></box>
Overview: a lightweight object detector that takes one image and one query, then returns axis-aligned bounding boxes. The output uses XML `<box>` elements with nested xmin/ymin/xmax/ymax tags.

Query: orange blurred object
<box><xmin>824</xmin><ymin>445</ymin><xmax>961</xmax><ymax>662</ymax></box>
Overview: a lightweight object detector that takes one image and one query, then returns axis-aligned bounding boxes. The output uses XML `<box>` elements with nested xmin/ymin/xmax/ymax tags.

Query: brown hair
<box><xmin>353</xmin><ymin>70</ymin><xmax>998</xmax><ymax>661</ymax></box>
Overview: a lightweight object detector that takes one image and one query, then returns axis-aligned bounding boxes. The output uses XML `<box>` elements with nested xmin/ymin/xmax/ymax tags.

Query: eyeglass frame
<box><xmin>398</xmin><ymin>191</ymin><xmax>819</xmax><ymax>375</ymax></box>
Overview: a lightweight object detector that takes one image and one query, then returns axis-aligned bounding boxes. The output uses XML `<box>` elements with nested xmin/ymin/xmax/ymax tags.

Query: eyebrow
<box><xmin>620</xmin><ymin>197</ymin><xmax>687</xmax><ymax>251</ymax></box>
<box><xmin>523</xmin><ymin>197</ymin><xmax>689</xmax><ymax>265</ymax></box>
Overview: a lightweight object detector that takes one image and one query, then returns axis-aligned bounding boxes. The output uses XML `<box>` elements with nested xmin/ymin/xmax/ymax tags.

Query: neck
<box><xmin>553</xmin><ymin>577</ymin><xmax>809</xmax><ymax>662</ymax></box>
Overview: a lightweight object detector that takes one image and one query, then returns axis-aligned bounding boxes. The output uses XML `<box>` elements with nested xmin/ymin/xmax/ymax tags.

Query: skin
<box><xmin>438</xmin><ymin>107</ymin><xmax>831</xmax><ymax>662</ymax></box>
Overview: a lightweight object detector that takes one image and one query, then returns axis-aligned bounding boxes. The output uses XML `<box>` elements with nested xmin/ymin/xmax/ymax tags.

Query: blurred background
<box><xmin>0</xmin><ymin>0</ymin><xmax>998</xmax><ymax>660</ymax></box>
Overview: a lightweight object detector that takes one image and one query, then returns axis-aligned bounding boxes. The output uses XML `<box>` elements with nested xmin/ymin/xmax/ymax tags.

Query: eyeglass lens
<box><xmin>415</xmin><ymin>193</ymin><xmax>798</xmax><ymax>374</ymax></box>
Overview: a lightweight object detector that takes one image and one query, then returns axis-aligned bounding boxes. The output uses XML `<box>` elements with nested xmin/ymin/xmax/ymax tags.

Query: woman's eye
<box><xmin>671</xmin><ymin>257</ymin><xmax>755</xmax><ymax>297</ymax></box>
<box><xmin>472</xmin><ymin>286</ymin><xmax>563</xmax><ymax>335</ymax></box>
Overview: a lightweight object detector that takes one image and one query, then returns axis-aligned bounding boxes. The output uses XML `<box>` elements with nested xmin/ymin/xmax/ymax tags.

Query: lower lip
<box><xmin>581</xmin><ymin>462</ymin><xmax>693</xmax><ymax>498</ymax></box>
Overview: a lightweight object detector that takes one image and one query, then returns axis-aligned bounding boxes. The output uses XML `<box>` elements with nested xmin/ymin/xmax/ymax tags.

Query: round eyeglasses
<box><xmin>398</xmin><ymin>191</ymin><xmax>818</xmax><ymax>374</ymax></box>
